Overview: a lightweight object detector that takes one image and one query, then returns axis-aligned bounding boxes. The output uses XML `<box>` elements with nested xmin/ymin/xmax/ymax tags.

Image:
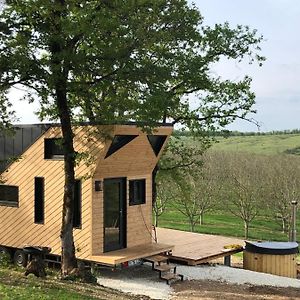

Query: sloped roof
<box><xmin>0</xmin><ymin>124</ymin><xmax>50</xmax><ymax>173</ymax></box>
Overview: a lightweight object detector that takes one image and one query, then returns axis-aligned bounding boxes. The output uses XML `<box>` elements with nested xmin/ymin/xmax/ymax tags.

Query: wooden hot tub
<box><xmin>243</xmin><ymin>241</ymin><xmax>299</xmax><ymax>278</ymax></box>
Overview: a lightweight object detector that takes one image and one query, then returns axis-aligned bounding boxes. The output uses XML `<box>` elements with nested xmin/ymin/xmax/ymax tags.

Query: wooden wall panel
<box><xmin>91</xmin><ymin>125</ymin><xmax>172</xmax><ymax>256</ymax></box>
<box><xmin>0</xmin><ymin>124</ymin><xmax>172</xmax><ymax>260</ymax></box>
<box><xmin>0</xmin><ymin>126</ymin><xmax>105</xmax><ymax>260</ymax></box>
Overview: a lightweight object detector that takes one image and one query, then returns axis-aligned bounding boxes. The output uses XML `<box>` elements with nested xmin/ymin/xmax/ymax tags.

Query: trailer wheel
<box><xmin>13</xmin><ymin>250</ymin><xmax>28</xmax><ymax>267</ymax></box>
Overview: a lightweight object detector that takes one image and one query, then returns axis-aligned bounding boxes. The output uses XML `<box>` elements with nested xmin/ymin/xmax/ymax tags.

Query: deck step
<box><xmin>154</xmin><ymin>264</ymin><xmax>175</xmax><ymax>272</ymax></box>
<box><xmin>144</xmin><ymin>254</ymin><xmax>168</xmax><ymax>264</ymax></box>
<box><xmin>160</xmin><ymin>272</ymin><xmax>184</xmax><ymax>285</ymax></box>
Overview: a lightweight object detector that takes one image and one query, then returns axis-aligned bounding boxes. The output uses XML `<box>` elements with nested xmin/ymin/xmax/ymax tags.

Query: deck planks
<box><xmin>90</xmin><ymin>242</ymin><xmax>173</xmax><ymax>265</ymax></box>
<box><xmin>156</xmin><ymin>227</ymin><xmax>244</xmax><ymax>265</ymax></box>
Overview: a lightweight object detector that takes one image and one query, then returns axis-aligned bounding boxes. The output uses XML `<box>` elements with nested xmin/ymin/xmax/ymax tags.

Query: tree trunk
<box><xmin>56</xmin><ymin>87</ymin><xmax>78</xmax><ymax>276</ymax></box>
<box><xmin>282</xmin><ymin>217</ymin><xmax>288</xmax><ymax>233</ymax></box>
<box><xmin>55</xmin><ymin>80</ymin><xmax>78</xmax><ymax>275</ymax></box>
<box><xmin>154</xmin><ymin>210</ymin><xmax>159</xmax><ymax>227</ymax></box>
<box><xmin>50</xmin><ymin>0</ymin><xmax>78</xmax><ymax>276</ymax></box>
<box><xmin>189</xmin><ymin>217</ymin><xmax>195</xmax><ymax>232</ymax></box>
<box><xmin>152</xmin><ymin>165</ymin><xmax>159</xmax><ymax>206</ymax></box>
<box><xmin>199</xmin><ymin>211</ymin><xmax>204</xmax><ymax>225</ymax></box>
<box><xmin>244</xmin><ymin>221</ymin><xmax>249</xmax><ymax>239</ymax></box>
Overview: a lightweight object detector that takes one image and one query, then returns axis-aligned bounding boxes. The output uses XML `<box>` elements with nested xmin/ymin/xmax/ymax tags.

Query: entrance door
<box><xmin>103</xmin><ymin>178</ymin><xmax>126</xmax><ymax>252</ymax></box>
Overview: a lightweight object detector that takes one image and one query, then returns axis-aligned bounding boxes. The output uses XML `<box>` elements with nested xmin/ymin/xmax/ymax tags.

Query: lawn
<box><xmin>158</xmin><ymin>208</ymin><xmax>300</xmax><ymax>242</ymax></box>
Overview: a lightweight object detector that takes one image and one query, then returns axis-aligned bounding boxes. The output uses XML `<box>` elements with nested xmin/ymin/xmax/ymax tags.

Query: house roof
<box><xmin>0</xmin><ymin>124</ymin><xmax>50</xmax><ymax>173</ymax></box>
<box><xmin>0</xmin><ymin>122</ymin><xmax>173</xmax><ymax>173</ymax></box>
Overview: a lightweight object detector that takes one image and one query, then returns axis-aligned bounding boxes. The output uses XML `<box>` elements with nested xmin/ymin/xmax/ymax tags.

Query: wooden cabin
<box><xmin>0</xmin><ymin>123</ymin><xmax>173</xmax><ymax>266</ymax></box>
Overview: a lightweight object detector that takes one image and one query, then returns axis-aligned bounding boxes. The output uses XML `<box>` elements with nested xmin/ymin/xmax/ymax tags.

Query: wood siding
<box><xmin>243</xmin><ymin>251</ymin><xmax>297</xmax><ymax>278</ymax></box>
<box><xmin>0</xmin><ymin>126</ymin><xmax>105</xmax><ymax>260</ymax></box>
<box><xmin>92</xmin><ymin>125</ymin><xmax>172</xmax><ymax>256</ymax></box>
<box><xmin>0</xmin><ymin>124</ymin><xmax>172</xmax><ymax>261</ymax></box>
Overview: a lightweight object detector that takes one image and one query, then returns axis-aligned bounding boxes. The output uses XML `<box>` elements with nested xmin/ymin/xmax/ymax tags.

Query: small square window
<box><xmin>0</xmin><ymin>185</ymin><xmax>19</xmax><ymax>207</ymax></box>
<box><xmin>44</xmin><ymin>138</ymin><xmax>64</xmax><ymax>159</ymax></box>
<box><xmin>129</xmin><ymin>179</ymin><xmax>146</xmax><ymax>206</ymax></box>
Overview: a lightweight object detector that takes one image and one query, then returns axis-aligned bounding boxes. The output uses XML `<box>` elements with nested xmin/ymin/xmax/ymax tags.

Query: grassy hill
<box><xmin>211</xmin><ymin>133</ymin><xmax>300</xmax><ymax>155</ymax></box>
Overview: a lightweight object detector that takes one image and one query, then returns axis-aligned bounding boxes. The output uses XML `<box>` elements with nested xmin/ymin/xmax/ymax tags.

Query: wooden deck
<box><xmin>156</xmin><ymin>227</ymin><xmax>244</xmax><ymax>266</ymax></box>
<box><xmin>90</xmin><ymin>243</ymin><xmax>173</xmax><ymax>266</ymax></box>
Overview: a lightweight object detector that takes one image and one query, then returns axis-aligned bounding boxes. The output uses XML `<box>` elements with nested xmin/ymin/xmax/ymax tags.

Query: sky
<box><xmin>191</xmin><ymin>0</ymin><xmax>300</xmax><ymax>132</ymax></box>
<box><xmin>7</xmin><ymin>0</ymin><xmax>300</xmax><ymax>132</ymax></box>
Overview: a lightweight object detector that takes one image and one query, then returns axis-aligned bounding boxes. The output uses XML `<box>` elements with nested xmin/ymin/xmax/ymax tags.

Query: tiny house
<box><xmin>0</xmin><ymin>123</ymin><xmax>173</xmax><ymax>266</ymax></box>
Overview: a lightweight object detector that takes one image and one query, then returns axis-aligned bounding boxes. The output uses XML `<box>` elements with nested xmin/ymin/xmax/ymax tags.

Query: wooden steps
<box><xmin>160</xmin><ymin>272</ymin><xmax>184</xmax><ymax>284</ymax></box>
<box><xmin>144</xmin><ymin>254</ymin><xmax>184</xmax><ymax>285</ymax></box>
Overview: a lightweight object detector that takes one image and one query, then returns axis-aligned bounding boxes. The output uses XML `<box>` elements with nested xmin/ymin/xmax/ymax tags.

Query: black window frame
<box><xmin>129</xmin><ymin>179</ymin><xmax>146</xmax><ymax>206</ymax></box>
<box><xmin>105</xmin><ymin>135</ymin><xmax>138</xmax><ymax>158</ymax></box>
<box><xmin>34</xmin><ymin>177</ymin><xmax>45</xmax><ymax>224</ymax></box>
<box><xmin>44</xmin><ymin>138</ymin><xmax>64</xmax><ymax>159</ymax></box>
<box><xmin>73</xmin><ymin>179</ymin><xmax>82</xmax><ymax>229</ymax></box>
<box><xmin>147</xmin><ymin>135</ymin><xmax>167</xmax><ymax>156</ymax></box>
<box><xmin>0</xmin><ymin>185</ymin><xmax>19</xmax><ymax>207</ymax></box>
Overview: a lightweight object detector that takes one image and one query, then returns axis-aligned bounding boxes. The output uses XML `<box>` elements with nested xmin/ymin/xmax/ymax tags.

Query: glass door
<box><xmin>103</xmin><ymin>178</ymin><xmax>126</xmax><ymax>252</ymax></box>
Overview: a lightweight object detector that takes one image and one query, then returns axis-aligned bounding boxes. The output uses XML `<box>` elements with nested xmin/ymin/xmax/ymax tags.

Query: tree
<box><xmin>265</xmin><ymin>155</ymin><xmax>300</xmax><ymax>234</ymax></box>
<box><xmin>171</xmin><ymin>172</ymin><xmax>201</xmax><ymax>232</ymax></box>
<box><xmin>154</xmin><ymin>174</ymin><xmax>175</xmax><ymax>228</ymax></box>
<box><xmin>0</xmin><ymin>91</ymin><xmax>14</xmax><ymax>132</ymax></box>
<box><xmin>0</xmin><ymin>0</ymin><xmax>264</xmax><ymax>275</ymax></box>
<box><xmin>154</xmin><ymin>136</ymin><xmax>208</xmax><ymax>227</ymax></box>
<box><xmin>194</xmin><ymin>152</ymin><xmax>221</xmax><ymax>225</ymax></box>
<box><xmin>221</xmin><ymin>152</ymin><xmax>264</xmax><ymax>239</ymax></box>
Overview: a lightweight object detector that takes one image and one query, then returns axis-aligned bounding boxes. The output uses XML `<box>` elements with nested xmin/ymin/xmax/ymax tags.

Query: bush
<box><xmin>0</xmin><ymin>252</ymin><xmax>12</xmax><ymax>268</ymax></box>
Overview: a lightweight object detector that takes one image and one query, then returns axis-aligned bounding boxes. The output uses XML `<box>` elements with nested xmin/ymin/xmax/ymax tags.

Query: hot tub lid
<box><xmin>245</xmin><ymin>241</ymin><xmax>299</xmax><ymax>255</ymax></box>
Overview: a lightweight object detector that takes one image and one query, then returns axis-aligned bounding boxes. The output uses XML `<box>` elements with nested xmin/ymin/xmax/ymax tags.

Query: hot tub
<box><xmin>243</xmin><ymin>241</ymin><xmax>299</xmax><ymax>278</ymax></box>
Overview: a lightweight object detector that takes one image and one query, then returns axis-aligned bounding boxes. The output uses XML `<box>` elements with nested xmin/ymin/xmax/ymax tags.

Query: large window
<box><xmin>0</xmin><ymin>185</ymin><xmax>19</xmax><ymax>207</ymax></box>
<box><xmin>73</xmin><ymin>180</ymin><xmax>82</xmax><ymax>228</ymax></box>
<box><xmin>129</xmin><ymin>179</ymin><xmax>146</xmax><ymax>206</ymax></box>
<box><xmin>34</xmin><ymin>177</ymin><xmax>44</xmax><ymax>224</ymax></box>
<box><xmin>44</xmin><ymin>138</ymin><xmax>64</xmax><ymax>159</ymax></box>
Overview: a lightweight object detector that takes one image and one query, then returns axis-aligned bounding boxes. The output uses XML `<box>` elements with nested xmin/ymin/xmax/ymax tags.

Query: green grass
<box><xmin>0</xmin><ymin>266</ymin><xmax>138</xmax><ymax>300</ymax></box>
<box><xmin>210</xmin><ymin>134</ymin><xmax>300</xmax><ymax>155</ymax></box>
<box><xmin>0</xmin><ymin>283</ymin><xmax>95</xmax><ymax>300</ymax></box>
<box><xmin>158</xmin><ymin>208</ymin><xmax>300</xmax><ymax>242</ymax></box>
<box><xmin>0</xmin><ymin>268</ymin><xmax>98</xmax><ymax>300</ymax></box>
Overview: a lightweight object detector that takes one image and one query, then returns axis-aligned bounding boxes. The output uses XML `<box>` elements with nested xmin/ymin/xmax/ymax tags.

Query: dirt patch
<box><xmin>172</xmin><ymin>280</ymin><xmax>300</xmax><ymax>300</ymax></box>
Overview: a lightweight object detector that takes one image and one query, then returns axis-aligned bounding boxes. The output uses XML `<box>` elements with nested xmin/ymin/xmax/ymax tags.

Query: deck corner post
<box><xmin>224</xmin><ymin>255</ymin><xmax>231</xmax><ymax>266</ymax></box>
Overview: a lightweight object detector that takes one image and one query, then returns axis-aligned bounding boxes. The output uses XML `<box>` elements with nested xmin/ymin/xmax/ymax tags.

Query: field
<box><xmin>211</xmin><ymin>133</ymin><xmax>300</xmax><ymax>155</ymax></box>
<box><xmin>159</xmin><ymin>208</ymin><xmax>300</xmax><ymax>242</ymax></box>
<box><xmin>159</xmin><ymin>133</ymin><xmax>300</xmax><ymax>242</ymax></box>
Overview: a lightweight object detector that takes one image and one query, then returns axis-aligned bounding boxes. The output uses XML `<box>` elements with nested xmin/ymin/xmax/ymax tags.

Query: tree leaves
<box><xmin>0</xmin><ymin>0</ymin><xmax>264</xmax><ymax>132</ymax></box>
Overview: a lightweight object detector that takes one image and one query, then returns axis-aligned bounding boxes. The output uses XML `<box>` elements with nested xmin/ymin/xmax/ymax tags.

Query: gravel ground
<box><xmin>97</xmin><ymin>264</ymin><xmax>172</xmax><ymax>299</ymax></box>
<box><xmin>177</xmin><ymin>264</ymin><xmax>300</xmax><ymax>288</ymax></box>
<box><xmin>97</xmin><ymin>263</ymin><xmax>300</xmax><ymax>300</ymax></box>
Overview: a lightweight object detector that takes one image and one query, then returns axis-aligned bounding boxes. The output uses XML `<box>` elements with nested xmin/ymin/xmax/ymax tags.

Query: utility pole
<box><xmin>289</xmin><ymin>200</ymin><xmax>297</xmax><ymax>242</ymax></box>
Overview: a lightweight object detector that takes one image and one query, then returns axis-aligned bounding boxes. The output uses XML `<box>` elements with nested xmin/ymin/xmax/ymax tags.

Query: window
<box><xmin>105</xmin><ymin>135</ymin><xmax>138</xmax><ymax>158</ymax></box>
<box><xmin>147</xmin><ymin>135</ymin><xmax>167</xmax><ymax>156</ymax></box>
<box><xmin>73</xmin><ymin>180</ymin><xmax>81</xmax><ymax>228</ymax></box>
<box><xmin>34</xmin><ymin>177</ymin><xmax>44</xmax><ymax>224</ymax></box>
<box><xmin>44</xmin><ymin>138</ymin><xmax>64</xmax><ymax>159</ymax></box>
<box><xmin>129</xmin><ymin>179</ymin><xmax>146</xmax><ymax>206</ymax></box>
<box><xmin>0</xmin><ymin>185</ymin><xmax>19</xmax><ymax>207</ymax></box>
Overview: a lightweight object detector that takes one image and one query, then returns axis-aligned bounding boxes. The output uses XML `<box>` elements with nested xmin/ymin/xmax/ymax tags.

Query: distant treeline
<box><xmin>173</xmin><ymin>129</ymin><xmax>300</xmax><ymax>137</ymax></box>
